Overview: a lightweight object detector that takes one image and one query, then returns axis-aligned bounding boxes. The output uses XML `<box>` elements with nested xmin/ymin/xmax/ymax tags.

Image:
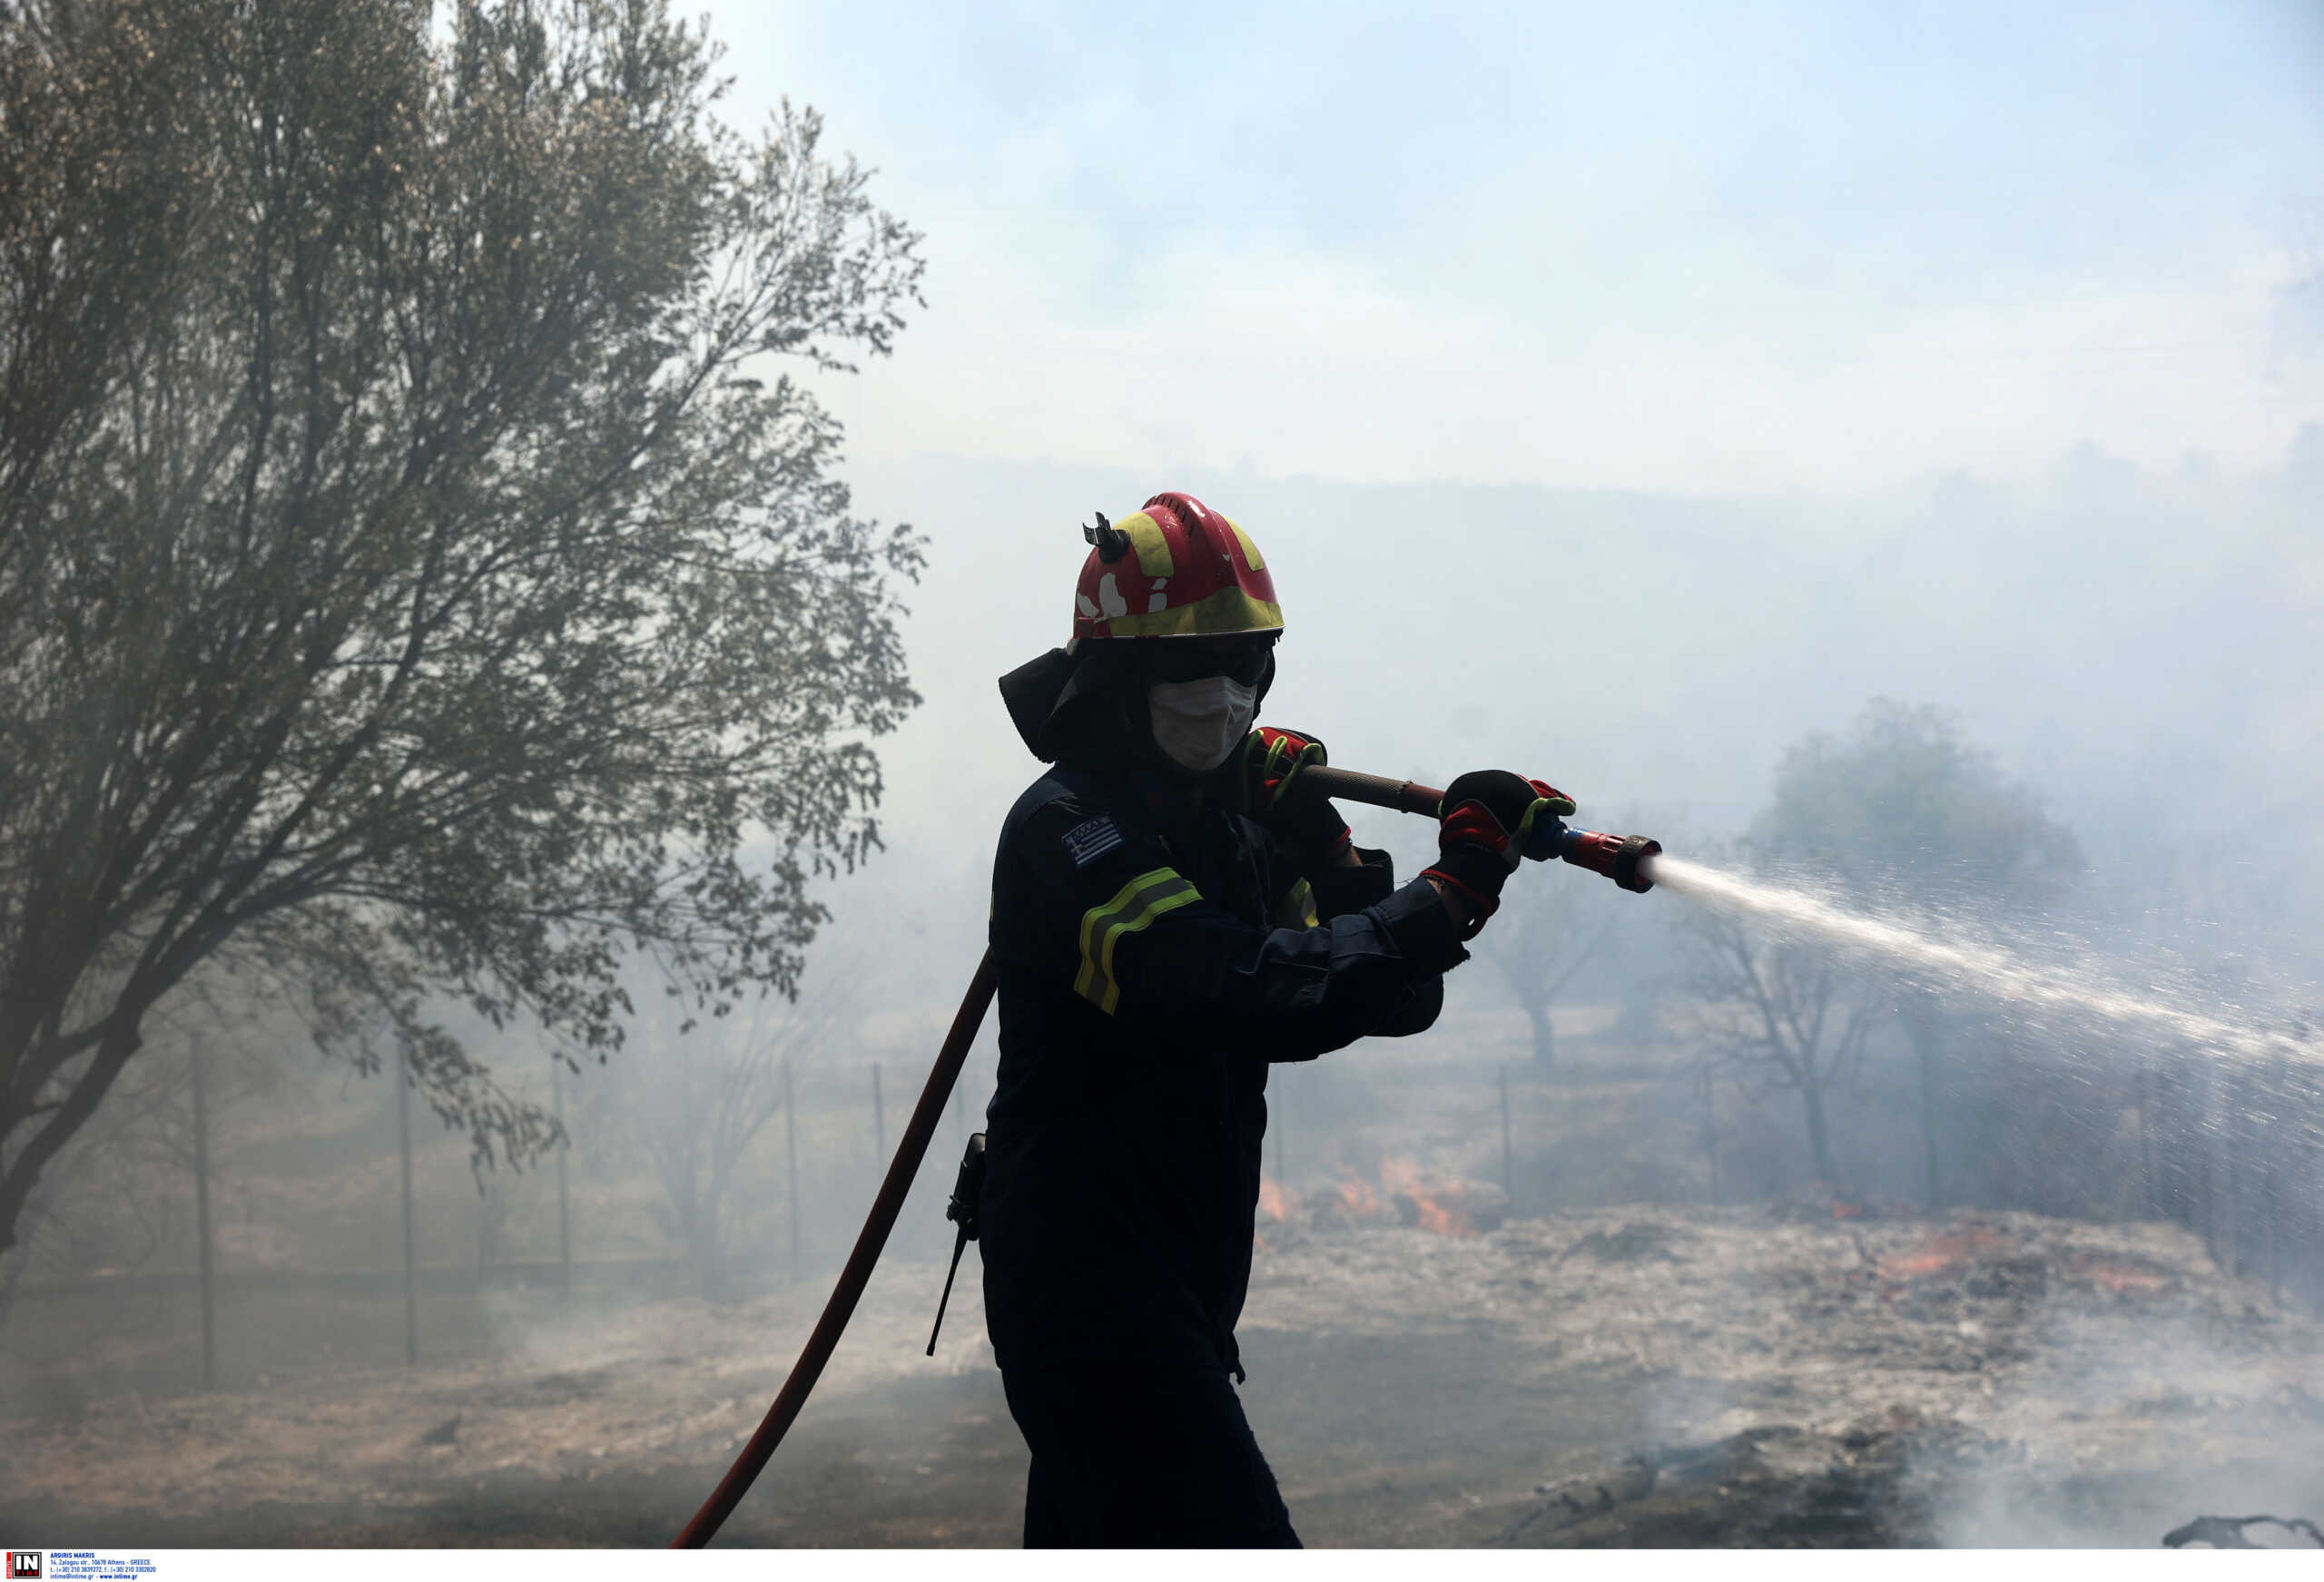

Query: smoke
<box><xmin>8</xmin><ymin>442</ymin><xmax>2320</xmax><ymax>1548</ymax></box>
<box><xmin>1922</xmin><ymin>1282</ymin><xmax>2324</xmax><ymax>1547</ymax></box>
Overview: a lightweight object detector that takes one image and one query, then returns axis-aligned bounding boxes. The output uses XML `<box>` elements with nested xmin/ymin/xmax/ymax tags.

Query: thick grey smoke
<box><xmin>5</xmin><ymin>437</ymin><xmax>2318</xmax><ymax>1548</ymax></box>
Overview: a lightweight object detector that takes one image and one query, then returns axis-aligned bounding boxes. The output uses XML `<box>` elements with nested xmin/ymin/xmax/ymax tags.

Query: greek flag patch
<box><xmin>1061</xmin><ymin>815</ymin><xmax>1126</xmax><ymax>869</ymax></box>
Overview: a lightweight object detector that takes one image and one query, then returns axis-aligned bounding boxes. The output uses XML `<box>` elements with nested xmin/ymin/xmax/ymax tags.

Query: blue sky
<box><xmin>708</xmin><ymin>0</ymin><xmax>2324</xmax><ymax>491</ymax></box>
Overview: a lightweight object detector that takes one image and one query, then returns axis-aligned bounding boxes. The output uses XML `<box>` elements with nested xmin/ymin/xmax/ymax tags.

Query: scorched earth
<box><xmin>4</xmin><ymin>1199</ymin><xmax>2319</xmax><ymax>1548</ymax></box>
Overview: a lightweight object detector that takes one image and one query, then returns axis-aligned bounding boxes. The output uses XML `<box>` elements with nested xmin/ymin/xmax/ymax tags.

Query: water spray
<box><xmin>1646</xmin><ymin>852</ymin><xmax>2317</xmax><ymax>1068</ymax></box>
<box><xmin>1300</xmin><ymin>765</ymin><xmax>2313</xmax><ymax>1068</ymax></box>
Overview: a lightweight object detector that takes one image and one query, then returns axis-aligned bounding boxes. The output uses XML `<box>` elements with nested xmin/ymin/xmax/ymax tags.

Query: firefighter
<box><xmin>983</xmin><ymin>492</ymin><xmax>1571</xmax><ymax>1548</ymax></box>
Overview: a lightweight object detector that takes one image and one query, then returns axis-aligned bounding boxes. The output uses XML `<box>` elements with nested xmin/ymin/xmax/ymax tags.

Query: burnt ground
<box><xmin>5</xmin><ymin>1204</ymin><xmax>2320</xmax><ymax>1548</ymax></box>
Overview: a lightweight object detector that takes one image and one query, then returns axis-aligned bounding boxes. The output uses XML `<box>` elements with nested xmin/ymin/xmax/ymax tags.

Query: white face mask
<box><xmin>1147</xmin><ymin>676</ymin><xmax>1257</xmax><ymax>773</ymax></box>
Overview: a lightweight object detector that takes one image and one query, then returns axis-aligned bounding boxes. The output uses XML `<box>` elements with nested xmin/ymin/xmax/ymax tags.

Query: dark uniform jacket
<box><xmin>978</xmin><ymin>756</ymin><xmax>1470</xmax><ymax>1381</ymax></box>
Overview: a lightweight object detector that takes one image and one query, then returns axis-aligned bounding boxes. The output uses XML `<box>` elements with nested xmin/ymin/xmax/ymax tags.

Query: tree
<box><xmin>1752</xmin><ymin>700</ymin><xmax>2079</xmax><ymax>903</ymax></box>
<box><xmin>1478</xmin><ymin>842</ymin><xmax>1629</xmax><ymax>1069</ymax></box>
<box><xmin>615</xmin><ymin>952</ymin><xmax>851</xmax><ymax>1299</ymax></box>
<box><xmin>0</xmin><ymin>974</ymin><xmax>285</xmax><ymax>1337</ymax></box>
<box><xmin>1676</xmin><ymin>840</ymin><xmax>1878</xmax><ymax>1191</ymax></box>
<box><xmin>0</xmin><ymin>0</ymin><xmax>926</xmax><ymax>1258</ymax></box>
<box><xmin>1749</xmin><ymin>700</ymin><xmax>2078</xmax><ymax>1206</ymax></box>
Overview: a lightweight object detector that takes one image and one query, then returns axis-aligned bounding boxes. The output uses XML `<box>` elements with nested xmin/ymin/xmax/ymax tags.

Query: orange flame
<box><xmin>2070</xmin><ymin>1256</ymin><xmax>2172</xmax><ymax>1296</ymax></box>
<box><xmin>1333</xmin><ymin>1173</ymin><xmax>1382</xmax><ymax>1217</ymax></box>
<box><xmin>1381</xmin><ymin>1156</ymin><xmax>1476</xmax><ymax>1238</ymax></box>
<box><xmin>1876</xmin><ymin>1226</ymin><xmax>2009</xmax><ymax>1282</ymax></box>
<box><xmin>1257</xmin><ymin>1175</ymin><xmax>1288</xmax><ymax>1222</ymax></box>
<box><xmin>1412</xmin><ymin>1195</ymin><xmax>1474</xmax><ymax>1238</ymax></box>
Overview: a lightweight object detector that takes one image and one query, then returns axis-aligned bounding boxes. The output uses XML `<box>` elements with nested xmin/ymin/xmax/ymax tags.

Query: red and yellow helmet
<box><xmin>1071</xmin><ymin>491</ymin><xmax>1282</xmax><ymax>642</ymax></box>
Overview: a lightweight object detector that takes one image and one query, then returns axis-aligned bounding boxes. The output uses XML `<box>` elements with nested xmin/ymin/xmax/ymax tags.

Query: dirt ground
<box><xmin>5</xmin><ymin>1200</ymin><xmax>2320</xmax><ymax>1548</ymax></box>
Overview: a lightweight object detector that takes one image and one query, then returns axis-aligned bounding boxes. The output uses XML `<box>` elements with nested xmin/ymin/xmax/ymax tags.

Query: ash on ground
<box><xmin>5</xmin><ymin>1204</ymin><xmax>2317</xmax><ymax>1547</ymax></box>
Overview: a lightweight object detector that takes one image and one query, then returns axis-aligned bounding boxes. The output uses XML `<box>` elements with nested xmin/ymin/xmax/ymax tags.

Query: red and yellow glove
<box><xmin>1223</xmin><ymin>725</ymin><xmax>1353</xmax><ymax>874</ymax></box>
<box><xmin>1423</xmin><ymin>771</ymin><xmax>1577</xmax><ymax>936</ymax></box>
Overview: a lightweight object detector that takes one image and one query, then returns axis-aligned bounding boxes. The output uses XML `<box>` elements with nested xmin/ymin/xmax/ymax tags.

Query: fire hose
<box><xmin>671</xmin><ymin>764</ymin><xmax>1659</xmax><ymax>1546</ymax></box>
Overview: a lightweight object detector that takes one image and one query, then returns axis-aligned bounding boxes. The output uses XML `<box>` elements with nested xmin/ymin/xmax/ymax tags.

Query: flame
<box><xmin>1380</xmin><ymin>1156</ymin><xmax>1476</xmax><ymax>1238</ymax></box>
<box><xmin>1307</xmin><ymin>1160</ymin><xmax>1485</xmax><ymax>1238</ymax></box>
<box><xmin>1412</xmin><ymin>1195</ymin><xmax>1474</xmax><ymax>1238</ymax></box>
<box><xmin>1257</xmin><ymin>1175</ymin><xmax>1288</xmax><ymax>1222</ymax></box>
<box><xmin>1333</xmin><ymin>1172</ymin><xmax>1382</xmax><ymax>1217</ymax></box>
<box><xmin>2070</xmin><ymin>1256</ymin><xmax>2173</xmax><ymax>1295</ymax></box>
<box><xmin>1876</xmin><ymin>1226</ymin><xmax>2009</xmax><ymax>1282</ymax></box>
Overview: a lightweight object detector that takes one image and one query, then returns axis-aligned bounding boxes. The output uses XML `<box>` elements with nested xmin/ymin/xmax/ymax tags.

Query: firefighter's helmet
<box><xmin>1071</xmin><ymin>491</ymin><xmax>1282</xmax><ymax>642</ymax></box>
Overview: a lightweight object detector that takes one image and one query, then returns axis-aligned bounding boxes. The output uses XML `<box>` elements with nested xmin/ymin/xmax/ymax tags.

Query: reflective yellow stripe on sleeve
<box><xmin>1074</xmin><ymin>867</ymin><xmax>1201</xmax><ymax>1016</ymax></box>
<box><xmin>1272</xmin><ymin>877</ymin><xmax>1319</xmax><ymax>930</ymax></box>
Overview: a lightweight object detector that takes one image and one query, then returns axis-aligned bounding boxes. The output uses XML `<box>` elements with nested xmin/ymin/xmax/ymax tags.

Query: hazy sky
<box><xmin>682</xmin><ymin>1</ymin><xmax>2324</xmax><ymax>1006</ymax></box>
<box><xmin>710</xmin><ymin>0</ymin><xmax>2324</xmax><ymax>493</ymax></box>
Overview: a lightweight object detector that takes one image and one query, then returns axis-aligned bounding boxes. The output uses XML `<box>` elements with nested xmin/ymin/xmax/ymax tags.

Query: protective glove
<box><xmin>1423</xmin><ymin>771</ymin><xmax>1578</xmax><ymax>936</ymax></box>
<box><xmin>1221</xmin><ymin>725</ymin><xmax>1352</xmax><ymax>875</ymax></box>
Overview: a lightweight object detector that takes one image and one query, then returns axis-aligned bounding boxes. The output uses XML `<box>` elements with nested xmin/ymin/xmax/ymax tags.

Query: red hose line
<box><xmin>671</xmin><ymin>948</ymin><xmax>1000</xmax><ymax>1548</ymax></box>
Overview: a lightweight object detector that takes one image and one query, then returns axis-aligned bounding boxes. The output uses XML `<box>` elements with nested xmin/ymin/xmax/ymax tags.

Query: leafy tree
<box><xmin>1753</xmin><ymin>700</ymin><xmax>2079</xmax><ymax>903</ymax></box>
<box><xmin>1750</xmin><ymin>700</ymin><xmax>2079</xmax><ymax>1206</ymax></box>
<box><xmin>0</xmin><ymin>0</ymin><xmax>926</xmax><ymax>1258</ymax></box>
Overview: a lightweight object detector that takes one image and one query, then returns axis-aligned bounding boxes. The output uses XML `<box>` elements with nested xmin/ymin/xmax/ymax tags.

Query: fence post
<box><xmin>553</xmin><ymin>1056</ymin><xmax>573</xmax><ymax>1301</ymax></box>
<box><xmin>2212</xmin><ymin>1063</ymin><xmax>2240</xmax><ymax>1276</ymax></box>
<box><xmin>2262</xmin><ymin>1056</ymin><xmax>2286</xmax><ymax>1302</ymax></box>
<box><xmin>1699</xmin><ymin>1066</ymin><xmax>1721</xmax><ymax>1208</ymax></box>
<box><xmin>396</xmin><ymin>1043</ymin><xmax>419</xmax><ymax>1365</ymax></box>
<box><xmin>784</xmin><ymin>1058</ymin><xmax>801</xmax><ymax>1283</ymax></box>
<box><xmin>190</xmin><ymin>1037</ymin><xmax>217</xmax><ymax>1392</ymax></box>
<box><xmin>2133</xmin><ymin>1050</ymin><xmax>2156</xmax><ymax>1220</ymax></box>
<box><xmin>1498</xmin><ymin>1064</ymin><xmax>1513</xmax><ymax>1203</ymax></box>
